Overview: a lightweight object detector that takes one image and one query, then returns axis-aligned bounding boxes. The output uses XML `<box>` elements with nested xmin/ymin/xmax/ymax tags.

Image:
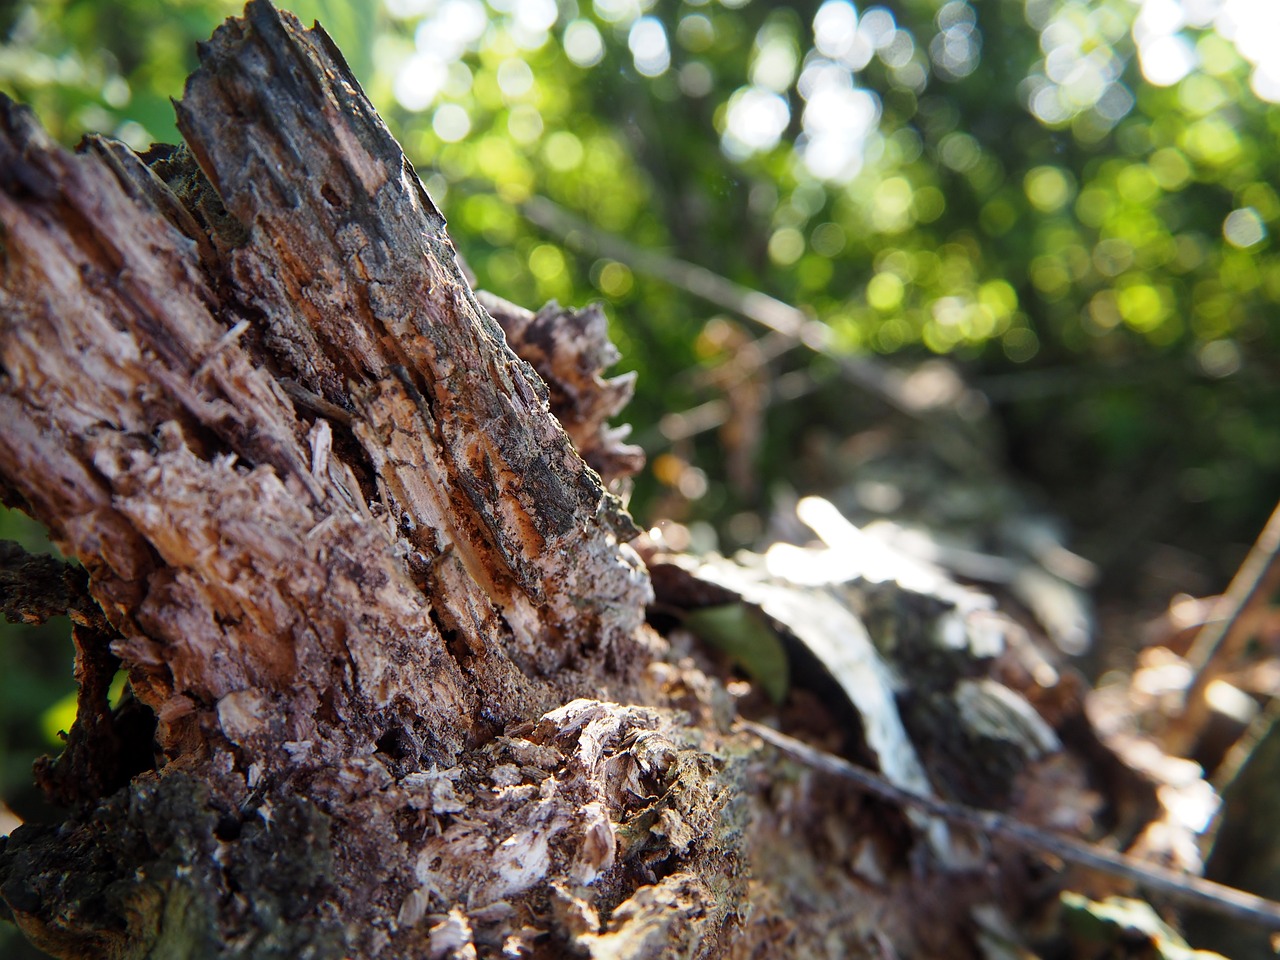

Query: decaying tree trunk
<box><xmin>0</xmin><ymin>4</ymin><xmax>1198</xmax><ymax>959</ymax></box>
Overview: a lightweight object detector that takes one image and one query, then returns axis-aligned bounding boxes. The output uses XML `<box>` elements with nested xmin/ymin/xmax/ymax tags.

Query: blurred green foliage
<box><xmin>4</xmin><ymin>0</ymin><xmax>1276</xmax><ymax>556</ymax></box>
<box><xmin>1</xmin><ymin>2</ymin><xmax>1278</xmax><ymax>906</ymax></box>
<box><xmin>0</xmin><ymin>513</ymin><xmax>76</xmax><ymax>958</ymax></box>
<box><xmin>0</xmin><ymin>512</ymin><xmax>74</xmax><ymax>803</ymax></box>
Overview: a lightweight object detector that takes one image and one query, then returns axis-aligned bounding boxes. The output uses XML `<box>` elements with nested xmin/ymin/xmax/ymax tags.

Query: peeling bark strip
<box><xmin>476</xmin><ymin>291</ymin><xmax>646</xmax><ymax>491</ymax></box>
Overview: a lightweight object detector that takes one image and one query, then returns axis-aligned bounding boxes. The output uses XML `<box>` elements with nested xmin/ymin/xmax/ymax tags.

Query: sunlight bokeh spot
<box><xmin>1093</xmin><ymin>238</ymin><xmax>1136</xmax><ymax>277</ymax></box>
<box><xmin>1215</xmin><ymin>0</ymin><xmax>1280</xmax><ymax>100</ymax></box>
<box><xmin>867</xmin><ymin>272</ymin><xmax>904</xmax><ymax>312</ymax></box>
<box><xmin>979</xmin><ymin>198</ymin><xmax>1017</xmax><ymax>236</ymax></box>
<box><xmin>514</xmin><ymin>0</ymin><xmax>558</xmax><ymax>34</ymax></box>
<box><xmin>1024</xmin><ymin>166</ymin><xmax>1074</xmax><ymax>212</ymax></box>
<box><xmin>1180</xmin><ymin>115</ymin><xmax>1240</xmax><ymax>165</ymax></box>
<box><xmin>799</xmin><ymin>77</ymin><xmax>879</xmax><ymax>182</ymax></box>
<box><xmin>1003</xmin><ymin>327</ymin><xmax>1040</xmax><ymax>362</ymax></box>
<box><xmin>1223</xmin><ymin>207</ymin><xmax>1266</xmax><ymax>248</ymax></box>
<box><xmin>543</xmin><ymin>130</ymin><xmax>584</xmax><ymax>170</ymax></box>
<box><xmin>859</xmin><ymin>8</ymin><xmax>899</xmax><ymax>50</ymax></box>
<box><xmin>385</xmin><ymin>0</ymin><xmax>435</xmax><ymax>18</ymax></box>
<box><xmin>752</xmin><ymin>27</ymin><xmax>799</xmax><ymax>93</ymax></box>
<box><xmin>1023</xmin><ymin>0</ymin><xmax>1130</xmax><ymax>130</ymax></box>
<box><xmin>1197</xmin><ymin>338</ymin><xmax>1242</xmax><ymax>378</ymax></box>
<box><xmin>594</xmin><ymin>0</ymin><xmax>644</xmax><ymax>28</ymax></box>
<box><xmin>913</xmin><ymin>185</ymin><xmax>945</xmax><ymax>222</ymax></box>
<box><xmin>979</xmin><ymin>280</ymin><xmax>1019</xmax><ymax>319</ymax></box>
<box><xmin>507</xmin><ymin>104</ymin><xmax>543</xmax><ymax>144</ymax></box>
<box><xmin>596</xmin><ymin>260</ymin><xmax>635</xmax><ymax>297</ymax></box>
<box><xmin>798</xmin><ymin>58</ymin><xmax>850</xmax><ymax>100</ymax></box>
<box><xmin>1140</xmin><ymin>33</ymin><xmax>1197</xmax><ymax>85</ymax></box>
<box><xmin>528</xmin><ymin>243</ymin><xmax>566</xmax><ymax>280</ymax></box>
<box><xmin>679</xmin><ymin>62</ymin><xmax>715</xmax><ymax>97</ymax></box>
<box><xmin>1149</xmin><ymin>147</ymin><xmax>1192</xmax><ymax>191</ymax></box>
<box><xmin>1030</xmin><ymin>256</ymin><xmax>1071</xmax><ymax>299</ymax></box>
<box><xmin>1117</xmin><ymin>281</ymin><xmax>1167</xmax><ymax>332</ymax></box>
<box><xmin>496</xmin><ymin>58</ymin><xmax>533</xmax><ymax>99</ymax></box>
<box><xmin>1123</xmin><ymin>0</ymin><xmax>1280</xmax><ymax>102</ymax></box>
<box><xmin>810</xmin><ymin>221</ymin><xmax>847</xmax><ymax>257</ymax></box>
<box><xmin>1178</xmin><ymin>72</ymin><xmax>1227</xmax><ymax>114</ymax></box>
<box><xmin>813</xmin><ymin>1</ymin><xmax>858</xmax><ymax>59</ymax></box>
<box><xmin>564</xmin><ymin>20</ymin><xmax>605</xmax><ymax>67</ymax></box>
<box><xmin>394</xmin><ymin>53</ymin><xmax>448</xmax><ymax>111</ymax></box>
<box><xmin>722</xmin><ymin>85</ymin><xmax>790</xmax><ymax>159</ymax></box>
<box><xmin>937</xmin><ymin>131</ymin><xmax>980</xmax><ymax>172</ymax></box>
<box><xmin>1117</xmin><ymin>164</ymin><xmax>1160</xmax><ymax>205</ymax></box>
<box><xmin>629</xmin><ymin>17</ymin><xmax>671</xmax><ymax>77</ymax></box>
<box><xmin>768</xmin><ymin>227</ymin><xmax>806</xmax><ymax>266</ymax></box>
<box><xmin>1241</xmin><ymin>182</ymin><xmax>1280</xmax><ymax>220</ymax></box>
<box><xmin>433</xmin><ymin>103</ymin><xmax>471</xmax><ymax>142</ymax></box>
<box><xmin>415</xmin><ymin>0</ymin><xmax>488</xmax><ymax>62</ymax></box>
<box><xmin>930</xmin><ymin>1</ymin><xmax>981</xmax><ymax>80</ymax></box>
<box><xmin>879</xmin><ymin>30</ymin><xmax>915</xmax><ymax>69</ymax></box>
<box><xmin>871</xmin><ymin>177</ymin><xmax>914</xmax><ymax>233</ymax></box>
<box><xmin>677</xmin><ymin>14</ymin><xmax>715</xmax><ymax>53</ymax></box>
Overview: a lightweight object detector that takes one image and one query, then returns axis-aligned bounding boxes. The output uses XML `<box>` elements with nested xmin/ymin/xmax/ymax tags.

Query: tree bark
<box><xmin>0</xmin><ymin>4</ymin><xmax>1144</xmax><ymax>959</ymax></box>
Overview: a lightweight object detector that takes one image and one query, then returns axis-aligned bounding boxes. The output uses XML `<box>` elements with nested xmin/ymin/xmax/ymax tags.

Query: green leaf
<box><xmin>40</xmin><ymin>688</ymin><xmax>77</xmax><ymax>746</ymax></box>
<box><xmin>1060</xmin><ymin>893</ymin><xmax>1228</xmax><ymax>960</ymax></box>
<box><xmin>684</xmin><ymin>603</ymin><xmax>789</xmax><ymax>704</ymax></box>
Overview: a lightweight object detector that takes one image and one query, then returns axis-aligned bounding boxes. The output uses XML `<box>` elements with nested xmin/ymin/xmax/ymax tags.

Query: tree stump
<box><xmin>0</xmin><ymin>4</ymin><xmax>1153</xmax><ymax>958</ymax></box>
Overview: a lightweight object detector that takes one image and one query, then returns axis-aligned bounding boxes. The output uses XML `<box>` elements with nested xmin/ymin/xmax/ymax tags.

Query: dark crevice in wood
<box><xmin>34</xmin><ymin>631</ymin><xmax>158</xmax><ymax>809</ymax></box>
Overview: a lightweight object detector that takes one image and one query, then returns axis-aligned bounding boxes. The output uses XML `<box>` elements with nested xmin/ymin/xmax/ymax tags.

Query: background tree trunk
<box><xmin>0</xmin><ymin>4</ymin><xmax>1157</xmax><ymax>958</ymax></box>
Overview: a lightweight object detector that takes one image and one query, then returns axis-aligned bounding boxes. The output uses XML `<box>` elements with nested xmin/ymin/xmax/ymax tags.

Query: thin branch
<box><xmin>740</xmin><ymin>719</ymin><xmax>1280</xmax><ymax>932</ymax></box>
<box><xmin>644</xmin><ymin>370</ymin><xmax>821</xmax><ymax>447</ymax></box>
<box><xmin>1170</xmin><ymin>497</ymin><xmax>1280</xmax><ymax>753</ymax></box>
<box><xmin>520</xmin><ymin>194</ymin><xmax>1010</xmax><ymax>485</ymax></box>
<box><xmin>1212</xmin><ymin>695</ymin><xmax>1280</xmax><ymax>799</ymax></box>
<box><xmin>520</xmin><ymin>195</ymin><xmax>917</xmax><ymax>415</ymax></box>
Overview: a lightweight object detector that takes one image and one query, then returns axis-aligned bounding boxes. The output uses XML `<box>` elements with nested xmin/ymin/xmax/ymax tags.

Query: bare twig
<box><xmin>1211</xmin><ymin>695</ymin><xmax>1280</xmax><ymax>799</ymax></box>
<box><xmin>1170</xmin><ymin>498</ymin><xmax>1280</xmax><ymax>754</ymax></box>
<box><xmin>520</xmin><ymin>195</ymin><xmax>917</xmax><ymax>415</ymax></box>
<box><xmin>521</xmin><ymin>194</ymin><xmax>1009</xmax><ymax>480</ymax></box>
<box><xmin>647</xmin><ymin>370</ymin><xmax>821</xmax><ymax>447</ymax></box>
<box><xmin>740</xmin><ymin>719</ymin><xmax>1280</xmax><ymax>931</ymax></box>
